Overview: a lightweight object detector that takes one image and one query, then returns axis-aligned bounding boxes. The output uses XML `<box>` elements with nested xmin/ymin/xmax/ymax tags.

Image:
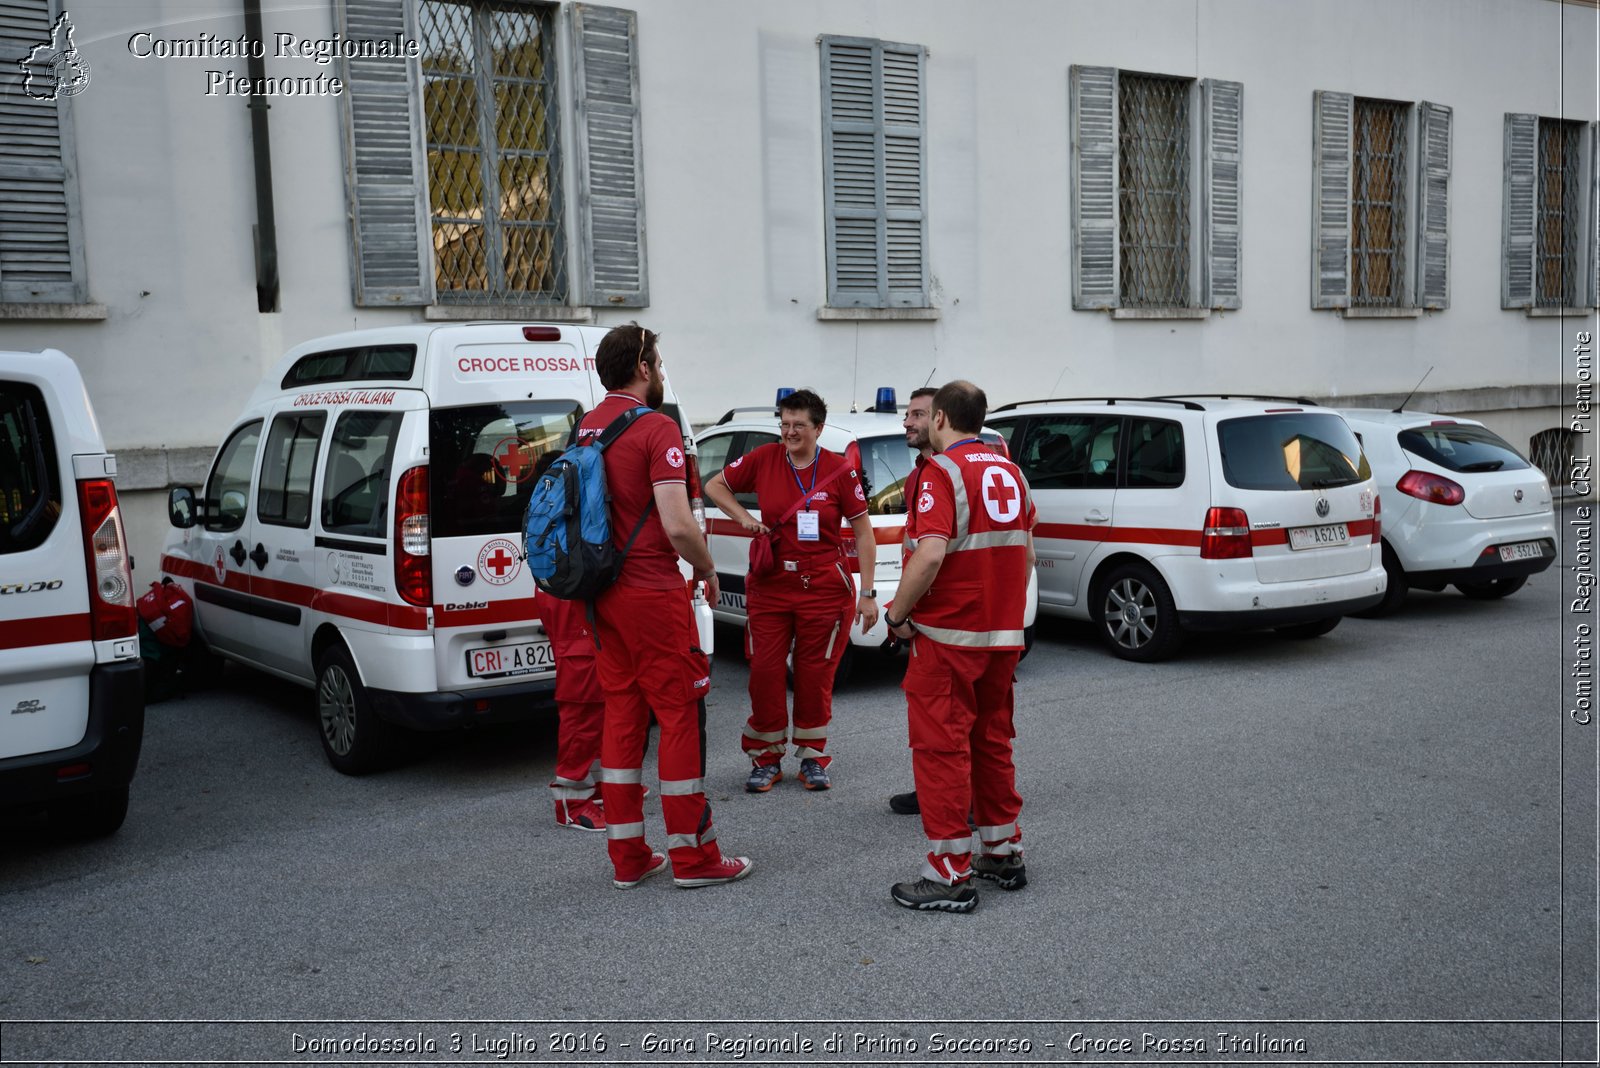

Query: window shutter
<box><xmin>1070</xmin><ymin>65</ymin><xmax>1118</xmax><ymax>310</ymax></box>
<box><xmin>573</xmin><ymin>5</ymin><xmax>647</xmax><ymax>308</ymax></box>
<box><xmin>821</xmin><ymin>36</ymin><xmax>927</xmax><ymax>309</ymax></box>
<box><xmin>0</xmin><ymin>0</ymin><xmax>88</xmax><ymax>303</ymax></box>
<box><xmin>336</xmin><ymin>0</ymin><xmax>433</xmax><ymax>306</ymax></box>
<box><xmin>1311</xmin><ymin>90</ymin><xmax>1351</xmax><ymax>310</ymax></box>
<box><xmin>1415</xmin><ymin>101</ymin><xmax>1451</xmax><ymax>310</ymax></box>
<box><xmin>1501</xmin><ymin>113</ymin><xmax>1537</xmax><ymax>310</ymax></box>
<box><xmin>1201</xmin><ymin>78</ymin><xmax>1242</xmax><ymax>310</ymax></box>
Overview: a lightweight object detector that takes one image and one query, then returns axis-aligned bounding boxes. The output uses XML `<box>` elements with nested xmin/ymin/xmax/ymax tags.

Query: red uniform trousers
<box><xmin>903</xmin><ymin>635</ymin><xmax>1024</xmax><ymax>884</ymax></box>
<box><xmin>593</xmin><ymin>582</ymin><xmax>723</xmax><ymax>881</ymax></box>
<box><xmin>548</xmin><ymin>649</ymin><xmax>604</xmax><ymax>823</ymax></box>
<box><xmin>741</xmin><ymin>556</ymin><xmax>855</xmax><ymax>769</ymax></box>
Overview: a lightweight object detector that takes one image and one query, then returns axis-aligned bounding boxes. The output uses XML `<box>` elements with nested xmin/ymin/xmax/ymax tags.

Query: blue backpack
<box><xmin>522</xmin><ymin>406</ymin><xmax>654</xmax><ymax>601</ymax></box>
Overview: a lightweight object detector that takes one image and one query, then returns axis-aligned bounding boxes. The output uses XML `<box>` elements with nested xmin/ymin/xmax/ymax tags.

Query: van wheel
<box><xmin>55</xmin><ymin>786</ymin><xmax>129</xmax><ymax>839</ymax></box>
<box><xmin>316</xmin><ymin>645</ymin><xmax>391</xmax><ymax>776</ymax></box>
<box><xmin>1021</xmin><ymin>624</ymin><xmax>1035</xmax><ymax>662</ymax></box>
<box><xmin>1096</xmin><ymin>563</ymin><xmax>1184</xmax><ymax>662</ymax></box>
<box><xmin>1354</xmin><ymin>543</ymin><xmax>1408</xmax><ymax>618</ymax></box>
<box><xmin>1275</xmin><ymin>616</ymin><xmax>1341</xmax><ymax>639</ymax></box>
<box><xmin>1456</xmin><ymin>576</ymin><xmax>1528</xmax><ymax>600</ymax></box>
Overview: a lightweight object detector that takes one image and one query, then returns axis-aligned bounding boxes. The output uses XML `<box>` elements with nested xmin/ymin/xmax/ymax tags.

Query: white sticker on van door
<box><xmin>213</xmin><ymin>547</ymin><xmax>227</xmax><ymax>584</ymax></box>
<box><xmin>478</xmin><ymin>538</ymin><xmax>522</xmax><ymax>586</ymax></box>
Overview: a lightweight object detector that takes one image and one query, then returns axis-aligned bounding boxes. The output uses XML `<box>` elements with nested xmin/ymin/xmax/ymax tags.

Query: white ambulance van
<box><xmin>160</xmin><ymin>324</ymin><xmax>710</xmax><ymax>775</ymax></box>
<box><xmin>0</xmin><ymin>350</ymin><xmax>143</xmax><ymax>836</ymax></box>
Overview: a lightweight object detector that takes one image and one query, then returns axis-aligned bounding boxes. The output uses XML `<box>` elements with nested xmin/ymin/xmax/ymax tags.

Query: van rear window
<box><xmin>0</xmin><ymin>382</ymin><xmax>61</xmax><ymax>554</ymax></box>
<box><xmin>431</xmin><ymin>401</ymin><xmax>583</xmax><ymax>538</ymax></box>
<box><xmin>1398</xmin><ymin>423</ymin><xmax>1531</xmax><ymax>473</ymax></box>
<box><xmin>1218</xmin><ymin>413</ymin><xmax>1371</xmax><ymax>491</ymax></box>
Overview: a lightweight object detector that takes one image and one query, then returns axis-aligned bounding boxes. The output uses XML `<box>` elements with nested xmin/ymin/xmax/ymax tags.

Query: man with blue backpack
<box><xmin>556</xmin><ymin>324</ymin><xmax>752</xmax><ymax>890</ymax></box>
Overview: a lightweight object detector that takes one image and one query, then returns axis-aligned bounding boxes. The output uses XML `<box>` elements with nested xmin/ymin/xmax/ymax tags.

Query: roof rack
<box><xmin>992</xmin><ymin>396</ymin><xmax>1207</xmax><ymax>413</ymax></box>
<box><xmin>714</xmin><ymin>406</ymin><xmax>778</xmax><ymax>425</ymax></box>
<box><xmin>1150</xmin><ymin>393</ymin><xmax>1318</xmax><ymax>406</ymax></box>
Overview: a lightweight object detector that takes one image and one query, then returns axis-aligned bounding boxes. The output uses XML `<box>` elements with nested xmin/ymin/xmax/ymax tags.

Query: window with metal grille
<box><xmin>1351</xmin><ymin>98</ymin><xmax>1408</xmax><ymax>307</ymax></box>
<box><xmin>420</xmin><ymin>0</ymin><xmax>566</xmax><ymax>303</ymax></box>
<box><xmin>1536</xmin><ymin>118</ymin><xmax>1583</xmax><ymax>308</ymax></box>
<box><xmin>1118</xmin><ymin>74</ymin><xmax>1191</xmax><ymax>308</ymax></box>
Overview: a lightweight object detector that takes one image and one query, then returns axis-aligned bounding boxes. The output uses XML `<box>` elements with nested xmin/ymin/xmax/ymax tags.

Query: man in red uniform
<box><xmin>579</xmin><ymin>324</ymin><xmax>752</xmax><ymax>890</ymax></box>
<box><xmin>884</xmin><ymin>380</ymin><xmax>1035</xmax><ymax>912</ymax></box>
<box><xmin>888</xmin><ymin>386</ymin><xmax>938</xmax><ymax>817</ymax></box>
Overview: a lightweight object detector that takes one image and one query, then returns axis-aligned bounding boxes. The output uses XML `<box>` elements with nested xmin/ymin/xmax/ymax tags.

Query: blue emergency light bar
<box><xmin>873</xmin><ymin>387</ymin><xmax>897</xmax><ymax>413</ymax></box>
<box><xmin>774</xmin><ymin>387</ymin><xmax>796</xmax><ymax>413</ymax></box>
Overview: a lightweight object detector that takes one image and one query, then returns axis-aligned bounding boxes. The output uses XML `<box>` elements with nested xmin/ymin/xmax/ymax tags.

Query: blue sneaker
<box><xmin>798</xmin><ymin>758</ymin><xmax>831</xmax><ymax>791</ymax></box>
<box><xmin>745</xmin><ymin>763</ymin><xmax>782</xmax><ymax>793</ymax></box>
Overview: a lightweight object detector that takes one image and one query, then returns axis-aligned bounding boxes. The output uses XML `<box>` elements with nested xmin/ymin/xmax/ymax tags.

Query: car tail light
<box><xmin>1200</xmin><ymin>506</ymin><xmax>1252</xmax><ymax>560</ymax></box>
<box><xmin>522</xmin><ymin>326</ymin><xmax>561</xmax><ymax>342</ymax></box>
<box><xmin>1396</xmin><ymin>469</ymin><xmax>1464</xmax><ymax>506</ymax></box>
<box><xmin>844</xmin><ymin>440</ymin><xmax>864</xmax><ymax>480</ymax></box>
<box><xmin>78</xmin><ymin>478</ymin><xmax>136</xmax><ymax>641</ymax></box>
<box><xmin>394</xmin><ymin>465</ymin><xmax>431</xmax><ymax>607</ymax></box>
<box><xmin>1372</xmin><ymin>493</ymin><xmax>1382</xmax><ymax>544</ymax></box>
<box><xmin>841</xmin><ymin>531</ymin><xmax>860</xmax><ymax>573</ymax></box>
<box><xmin>684</xmin><ymin>449</ymin><xmax>707</xmax><ymax>536</ymax></box>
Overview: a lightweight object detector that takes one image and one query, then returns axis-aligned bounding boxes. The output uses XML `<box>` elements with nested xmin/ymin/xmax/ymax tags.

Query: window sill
<box><xmin>1110</xmin><ymin>307</ymin><xmax>1210</xmax><ymax>320</ymax></box>
<box><xmin>1340</xmin><ymin>307</ymin><xmax>1424</xmax><ymax>319</ymax></box>
<box><xmin>816</xmin><ymin>306</ymin><xmax>940</xmax><ymax>321</ymax></box>
<box><xmin>1525</xmin><ymin>306</ymin><xmax>1599</xmax><ymax>318</ymax></box>
<box><xmin>425</xmin><ymin>304</ymin><xmax>595</xmax><ymax>322</ymax></box>
<box><xmin>0</xmin><ymin>302</ymin><xmax>108</xmax><ymax>320</ymax></box>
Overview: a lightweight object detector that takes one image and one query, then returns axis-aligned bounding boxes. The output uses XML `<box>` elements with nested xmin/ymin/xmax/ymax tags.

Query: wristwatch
<box><xmin>885</xmin><ymin>614</ymin><xmax>909</xmax><ymax>629</ymax></box>
<box><xmin>860</xmin><ymin>588</ymin><xmax>877</xmax><ymax>599</ymax></box>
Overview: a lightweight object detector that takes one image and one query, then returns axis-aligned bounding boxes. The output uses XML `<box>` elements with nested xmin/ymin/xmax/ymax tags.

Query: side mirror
<box><xmin>168</xmin><ymin>486</ymin><xmax>197</xmax><ymax>529</ymax></box>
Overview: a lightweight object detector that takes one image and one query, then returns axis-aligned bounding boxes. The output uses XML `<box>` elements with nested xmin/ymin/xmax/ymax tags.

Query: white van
<box><xmin>0</xmin><ymin>350</ymin><xmax>143</xmax><ymax>836</ymax></box>
<box><xmin>160</xmin><ymin>323</ymin><xmax>711</xmax><ymax>775</ymax></box>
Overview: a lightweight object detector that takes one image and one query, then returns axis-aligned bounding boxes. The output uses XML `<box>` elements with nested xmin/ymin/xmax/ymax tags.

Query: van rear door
<box><xmin>428</xmin><ymin>331</ymin><xmax>596</xmax><ymax>692</ymax></box>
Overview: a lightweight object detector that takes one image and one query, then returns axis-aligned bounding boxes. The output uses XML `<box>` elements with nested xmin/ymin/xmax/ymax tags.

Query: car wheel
<box><xmin>54</xmin><ymin>786</ymin><xmax>129</xmax><ymax>839</ymax></box>
<box><xmin>1275</xmin><ymin>616</ymin><xmax>1341</xmax><ymax>639</ymax></box>
<box><xmin>316</xmin><ymin>644</ymin><xmax>392</xmax><ymax>776</ymax></box>
<box><xmin>1096</xmin><ymin>563</ymin><xmax>1184</xmax><ymax>663</ymax></box>
<box><xmin>1021</xmin><ymin>623</ymin><xmax>1035</xmax><ymax>662</ymax></box>
<box><xmin>1456</xmin><ymin>576</ymin><xmax>1528</xmax><ymax>600</ymax></box>
<box><xmin>1354</xmin><ymin>542</ymin><xmax>1408</xmax><ymax>618</ymax></box>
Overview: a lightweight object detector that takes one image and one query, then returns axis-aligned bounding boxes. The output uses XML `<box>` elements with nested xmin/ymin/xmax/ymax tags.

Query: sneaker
<box><xmin>613</xmin><ymin>851</ymin><xmax>669</xmax><ymax>889</ymax></box>
<box><xmin>557</xmin><ymin>799</ymin><xmax>606</xmax><ymax>832</ymax></box>
<box><xmin>972</xmin><ymin>853</ymin><xmax>1028</xmax><ymax>891</ymax></box>
<box><xmin>798</xmin><ymin>758</ymin><xmax>831</xmax><ymax>791</ymax></box>
<box><xmin>745</xmin><ymin>763</ymin><xmax>782</xmax><ymax>793</ymax></box>
<box><xmin>888</xmin><ymin>790</ymin><xmax>920</xmax><ymax>815</ymax></box>
<box><xmin>674</xmin><ymin>856</ymin><xmax>755</xmax><ymax>888</ymax></box>
<box><xmin>890</xmin><ymin>876</ymin><xmax>977</xmax><ymax>913</ymax></box>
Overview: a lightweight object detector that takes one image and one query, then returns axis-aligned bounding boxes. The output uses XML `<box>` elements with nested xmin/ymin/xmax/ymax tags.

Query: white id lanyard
<box><xmin>796</xmin><ymin>510</ymin><xmax>820</xmax><ymax>541</ymax></box>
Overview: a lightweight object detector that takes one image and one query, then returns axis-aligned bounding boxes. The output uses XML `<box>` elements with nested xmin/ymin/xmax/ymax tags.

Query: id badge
<box><xmin>796</xmin><ymin>510</ymin><xmax>820</xmax><ymax>542</ymax></box>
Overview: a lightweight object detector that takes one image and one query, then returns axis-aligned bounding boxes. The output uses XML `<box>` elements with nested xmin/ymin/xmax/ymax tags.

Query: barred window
<box><xmin>1536</xmin><ymin>118</ymin><xmax>1583</xmax><ymax>308</ymax></box>
<box><xmin>1351</xmin><ymin>98</ymin><xmax>1408</xmax><ymax>307</ymax></box>
<box><xmin>420</xmin><ymin>0</ymin><xmax>565</xmax><ymax>303</ymax></box>
<box><xmin>1118</xmin><ymin>74</ymin><xmax>1191</xmax><ymax>308</ymax></box>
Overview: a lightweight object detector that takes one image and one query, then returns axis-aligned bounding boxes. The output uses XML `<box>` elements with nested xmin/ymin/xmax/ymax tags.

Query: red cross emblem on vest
<box><xmin>982</xmin><ymin>466</ymin><xmax>1022</xmax><ymax>523</ymax></box>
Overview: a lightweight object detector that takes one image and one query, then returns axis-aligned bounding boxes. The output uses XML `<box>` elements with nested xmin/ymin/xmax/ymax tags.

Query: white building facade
<box><xmin>0</xmin><ymin>0</ymin><xmax>1594</xmax><ymax>576</ymax></box>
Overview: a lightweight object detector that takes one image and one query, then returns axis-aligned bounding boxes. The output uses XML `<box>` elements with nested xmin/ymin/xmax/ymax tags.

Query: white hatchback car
<box><xmin>985</xmin><ymin>395</ymin><xmax>1386</xmax><ymax>661</ymax></box>
<box><xmin>694</xmin><ymin>389</ymin><xmax>1036</xmax><ymax>676</ymax></box>
<box><xmin>1338</xmin><ymin>409</ymin><xmax>1557</xmax><ymax>614</ymax></box>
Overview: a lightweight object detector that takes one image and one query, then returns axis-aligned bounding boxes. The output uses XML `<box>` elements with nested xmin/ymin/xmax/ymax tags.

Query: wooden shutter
<box><xmin>1311</xmin><ymin>90</ymin><xmax>1351</xmax><ymax>309</ymax></box>
<box><xmin>573</xmin><ymin>4</ymin><xmax>647</xmax><ymax>307</ymax></box>
<box><xmin>1202</xmin><ymin>79</ymin><xmax>1242</xmax><ymax>310</ymax></box>
<box><xmin>0</xmin><ymin>0</ymin><xmax>87</xmax><ymax>303</ymax></box>
<box><xmin>336</xmin><ymin>0</ymin><xmax>433</xmax><ymax>306</ymax></box>
<box><xmin>821</xmin><ymin>36</ymin><xmax>927</xmax><ymax>309</ymax></box>
<box><xmin>1415</xmin><ymin>101</ymin><xmax>1451</xmax><ymax>310</ymax></box>
<box><xmin>1070</xmin><ymin>66</ymin><xmax>1118</xmax><ymax>310</ymax></box>
<box><xmin>1501</xmin><ymin>113</ymin><xmax>1537</xmax><ymax>310</ymax></box>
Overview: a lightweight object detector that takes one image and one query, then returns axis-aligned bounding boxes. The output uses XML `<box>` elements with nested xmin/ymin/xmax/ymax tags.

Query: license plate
<box><xmin>467</xmin><ymin>640</ymin><xmax>554</xmax><ymax>679</ymax></box>
<box><xmin>1499</xmin><ymin>541</ymin><xmax>1543</xmax><ymax>562</ymax></box>
<box><xmin>1288</xmin><ymin>523</ymin><xmax>1350</xmax><ymax>550</ymax></box>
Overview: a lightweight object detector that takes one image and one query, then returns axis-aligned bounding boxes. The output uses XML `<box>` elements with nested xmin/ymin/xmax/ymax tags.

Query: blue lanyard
<box><xmin>788</xmin><ymin>451</ymin><xmax>820</xmax><ymax>508</ymax></box>
<box><xmin>946</xmin><ymin>437</ymin><xmax>983</xmax><ymax>452</ymax></box>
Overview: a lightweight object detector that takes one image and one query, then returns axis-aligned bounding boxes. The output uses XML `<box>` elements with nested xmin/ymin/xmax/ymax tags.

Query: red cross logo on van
<box><xmin>492</xmin><ymin>437</ymin><xmax>533</xmax><ymax>483</ymax></box>
<box><xmin>477</xmin><ymin>538</ymin><xmax>522</xmax><ymax>586</ymax></box>
<box><xmin>213</xmin><ymin>546</ymin><xmax>227</xmax><ymax>585</ymax></box>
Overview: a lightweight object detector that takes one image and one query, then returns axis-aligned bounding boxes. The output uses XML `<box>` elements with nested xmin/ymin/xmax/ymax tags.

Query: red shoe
<box><xmin>557</xmin><ymin>799</ymin><xmax>606</xmax><ymax>832</ymax></box>
<box><xmin>673</xmin><ymin>856</ymin><xmax>754</xmax><ymax>888</ymax></box>
<box><xmin>613</xmin><ymin>851</ymin><xmax>669</xmax><ymax>889</ymax></box>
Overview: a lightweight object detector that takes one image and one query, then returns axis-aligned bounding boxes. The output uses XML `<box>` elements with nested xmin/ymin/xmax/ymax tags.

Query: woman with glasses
<box><xmin>703</xmin><ymin>389</ymin><xmax>879</xmax><ymax>792</ymax></box>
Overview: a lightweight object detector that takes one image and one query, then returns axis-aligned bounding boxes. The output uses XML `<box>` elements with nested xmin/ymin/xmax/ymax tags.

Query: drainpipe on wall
<box><xmin>243</xmin><ymin>0</ymin><xmax>279</xmax><ymax>313</ymax></box>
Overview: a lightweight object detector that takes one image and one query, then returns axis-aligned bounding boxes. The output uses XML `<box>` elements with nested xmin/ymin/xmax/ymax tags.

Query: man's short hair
<box><xmin>908</xmin><ymin>387</ymin><xmax>938</xmax><ymax>403</ymax></box>
<box><xmin>932</xmin><ymin>380</ymin><xmax>987</xmax><ymax>434</ymax></box>
<box><xmin>778</xmin><ymin>388</ymin><xmax>827</xmax><ymax>427</ymax></box>
<box><xmin>594</xmin><ymin>322</ymin><xmax>659</xmax><ymax>391</ymax></box>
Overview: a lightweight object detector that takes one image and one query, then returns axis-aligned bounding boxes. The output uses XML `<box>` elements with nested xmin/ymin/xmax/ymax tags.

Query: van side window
<box><xmin>204</xmin><ymin>421</ymin><xmax>263</xmax><ymax>533</ymax></box>
<box><xmin>0</xmin><ymin>382</ymin><xmax>62</xmax><ymax>554</ymax></box>
<box><xmin>1125</xmin><ymin>418</ymin><xmax>1185</xmax><ymax>489</ymax></box>
<box><xmin>258</xmin><ymin>413</ymin><xmax>327</xmax><ymax>528</ymax></box>
<box><xmin>728</xmin><ymin>432</ymin><xmax>778</xmax><ymax>510</ymax></box>
<box><xmin>322</xmin><ymin>412</ymin><xmax>402</xmax><ymax>537</ymax></box>
<box><xmin>1015</xmin><ymin>415</ymin><xmax>1121</xmax><ymax>490</ymax></box>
